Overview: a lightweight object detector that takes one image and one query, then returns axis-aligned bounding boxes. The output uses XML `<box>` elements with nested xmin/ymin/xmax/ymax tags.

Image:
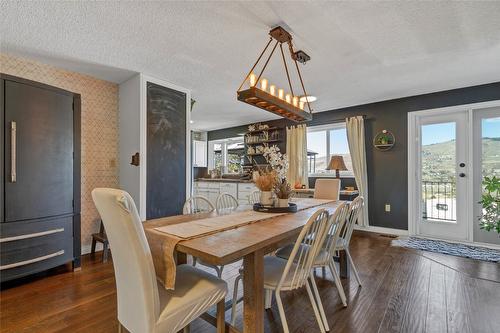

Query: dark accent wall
<box><xmin>209</xmin><ymin>82</ymin><xmax>500</xmax><ymax>230</ymax></box>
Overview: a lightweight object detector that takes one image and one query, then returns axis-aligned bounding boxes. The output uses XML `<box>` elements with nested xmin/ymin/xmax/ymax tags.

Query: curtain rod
<box><xmin>294</xmin><ymin>114</ymin><xmax>367</xmax><ymax>127</ymax></box>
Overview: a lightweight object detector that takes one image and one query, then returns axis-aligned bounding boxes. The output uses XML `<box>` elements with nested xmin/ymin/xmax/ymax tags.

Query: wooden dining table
<box><xmin>143</xmin><ymin>200</ymin><xmax>346</xmax><ymax>333</ymax></box>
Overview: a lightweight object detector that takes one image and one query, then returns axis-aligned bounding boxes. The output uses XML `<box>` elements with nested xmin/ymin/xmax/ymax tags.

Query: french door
<box><xmin>414</xmin><ymin>111</ymin><xmax>469</xmax><ymax>241</ymax></box>
<box><xmin>409</xmin><ymin>102</ymin><xmax>500</xmax><ymax>243</ymax></box>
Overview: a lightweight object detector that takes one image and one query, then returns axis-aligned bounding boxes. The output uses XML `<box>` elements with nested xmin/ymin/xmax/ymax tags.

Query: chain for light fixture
<box><xmin>237</xmin><ymin>26</ymin><xmax>313</xmax><ymax>122</ymax></box>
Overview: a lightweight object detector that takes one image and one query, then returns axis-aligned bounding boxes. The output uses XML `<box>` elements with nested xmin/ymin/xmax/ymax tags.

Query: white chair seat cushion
<box><xmin>263</xmin><ymin>256</ymin><xmax>303</xmax><ymax>289</ymax></box>
<box><xmin>156</xmin><ymin>264</ymin><xmax>227</xmax><ymax>332</ymax></box>
<box><xmin>276</xmin><ymin>244</ymin><xmax>330</xmax><ymax>266</ymax></box>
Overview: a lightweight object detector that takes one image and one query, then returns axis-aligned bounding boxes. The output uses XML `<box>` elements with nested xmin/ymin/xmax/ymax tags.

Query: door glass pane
<box><xmin>421</xmin><ymin>122</ymin><xmax>456</xmax><ymax>222</ymax></box>
<box><xmin>481</xmin><ymin>117</ymin><xmax>500</xmax><ymax>179</ymax></box>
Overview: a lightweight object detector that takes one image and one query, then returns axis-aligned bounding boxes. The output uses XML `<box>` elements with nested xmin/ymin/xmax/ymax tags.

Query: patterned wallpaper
<box><xmin>1</xmin><ymin>53</ymin><xmax>119</xmax><ymax>251</ymax></box>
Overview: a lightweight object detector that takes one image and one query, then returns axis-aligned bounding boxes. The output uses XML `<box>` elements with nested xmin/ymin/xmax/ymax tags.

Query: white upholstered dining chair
<box><xmin>92</xmin><ymin>188</ymin><xmax>227</xmax><ymax>333</ymax></box>
<box><xmin>216</xmin><ymin>192</ymin><xmax>239</xmax><ymax>212</ymax></box>
<box><xmin>313</xmin><ymin>178</ymin><xmax>340</xmax><ymax>201</ymax></box>
<box><xmin>183</xmin><ymin>195</ymin><xmax>214</xmax><ymax>214</ymax></box>
<box><xmin>276</xmin><ymin>202</ymin><xmax>350</xmax><ymax>308</ymax></box>
<box><xmin>231</xmin><ymin>209</ymin><xmax>332</xmax><ymax>332</ymax></box>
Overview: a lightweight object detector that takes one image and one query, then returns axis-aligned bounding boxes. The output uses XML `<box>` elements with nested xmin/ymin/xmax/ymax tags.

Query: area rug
<box><xmin>392</xmin><ymin>237</ymin><xmax>500</xmax><ymax>263</ymax></box>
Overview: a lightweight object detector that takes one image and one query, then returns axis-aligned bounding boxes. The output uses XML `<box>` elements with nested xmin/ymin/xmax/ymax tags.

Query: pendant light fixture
<box><xmin>237</xmin><ymin>26</ymin><xmax>313</xmax><ymax>122</ymax></box>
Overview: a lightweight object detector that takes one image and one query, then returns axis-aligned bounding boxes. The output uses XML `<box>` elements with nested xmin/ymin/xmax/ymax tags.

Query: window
<box><xmin>208</xmin><ymin>138</ymin><xmax>245</xmax><ymax>174</ymax></box>
<box><xmin>307</xmin><ymin>123</ymin><xmax>353</xmax><ymax>177</ymax></box>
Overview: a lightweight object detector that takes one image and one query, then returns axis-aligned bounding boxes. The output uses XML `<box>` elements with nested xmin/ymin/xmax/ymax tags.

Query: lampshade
<box><xmin>326</xmin><ymin>155</ymin><xmax>347</xmax><ymax>171</ymax></box>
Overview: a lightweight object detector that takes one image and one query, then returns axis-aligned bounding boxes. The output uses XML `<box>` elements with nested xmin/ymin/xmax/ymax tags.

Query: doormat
<box><xmin>392</xmin><ymin>237</ymin><xmax>500</xmax><ymax>263</ymax></box>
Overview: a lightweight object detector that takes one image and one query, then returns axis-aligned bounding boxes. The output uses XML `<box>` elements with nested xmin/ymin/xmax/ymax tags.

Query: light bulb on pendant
<box><xmin>292</xmin><ymin>96</ymin><xmax>299</xmax><ymax>107</ymax></box>
<box><xmin>269</xmin><ymin>85</ymin><xmax>276</xmax><ymax>96</ymax></box>
<box><xmin>278</xmin><ymin>89</ymin><xmax>284</xmax><ymax>99</ymax></box>
<box><xmin>285</xmin><ymin>94</ymin><xmax>291</xmax><ymax>104</ymax></box>
<box><xmin>299</xmin><ymin>101</ymin><xmax>305</xmax><ymax>110</ymax></box>
<box><xmin>249</xmin><ymin>73</ymin><xmax>256</xmax><ymax>87</ymax></box>
<box><xmin>260</xmin><ymin>78</ymin><xmax>268</xmax><ymax>92</ymax></box>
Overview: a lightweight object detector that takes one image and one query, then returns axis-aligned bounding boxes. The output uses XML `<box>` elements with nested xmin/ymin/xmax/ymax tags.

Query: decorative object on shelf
<box><xmin>326</xmin><ymin>155</ymin><xmax>347</xmax><ymax>178</ymax></box>
<box><xmin>373</xmin><ymin>129</ymin><xmax>395</xmax><ymax>151</ymax></box>
<box><xmin>236</xmin><ymin>26</ymin><xmax>313</xmax><ymax>122</ymax></box>
<box><xmin>248</xmin><ymin>124</ymin><xmax>256</xmax><ymax>132</ymax></box>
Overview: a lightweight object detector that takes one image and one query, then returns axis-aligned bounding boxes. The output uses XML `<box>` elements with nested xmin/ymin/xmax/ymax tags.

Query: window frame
<box><xmin>307</xmin><ymin>122</ymin><xmax>354</xmax><ymax>178</ymax></box>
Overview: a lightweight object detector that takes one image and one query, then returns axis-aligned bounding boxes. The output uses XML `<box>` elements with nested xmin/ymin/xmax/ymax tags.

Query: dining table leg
<box><xmin>243</xmin><ymin>250</ymin><xmax>264</xmax><ymax>333</ymax></box>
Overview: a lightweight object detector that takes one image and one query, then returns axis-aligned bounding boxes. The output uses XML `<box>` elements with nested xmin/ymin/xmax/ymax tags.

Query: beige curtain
<box><xmin>286</xmin><ymin>124</ymin><xmax>308</xmax><ymax>188</ymax></box>
<box><xmin>346</xmin><ymin>116</ymin><xmax>369</xmax><ymax>227</ymax></box>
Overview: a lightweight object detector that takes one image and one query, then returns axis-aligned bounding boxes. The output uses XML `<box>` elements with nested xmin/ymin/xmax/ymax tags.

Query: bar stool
<box><xmin>91</xmin><ymin>220</ymin><xmax>110</xmax><ymax>262</ymax></box>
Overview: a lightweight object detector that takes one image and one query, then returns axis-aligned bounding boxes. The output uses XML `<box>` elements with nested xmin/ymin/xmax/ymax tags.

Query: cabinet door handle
<box><xmin>10</xmin><ymin>121</ymin><xmax>16</xmax><ymax>183</ymax></box>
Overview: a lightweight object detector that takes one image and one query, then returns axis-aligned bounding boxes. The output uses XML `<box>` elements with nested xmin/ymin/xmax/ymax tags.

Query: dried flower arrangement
<box><xmin>274</xmin><ymin>178</ymin><xmax>293</xmax><ymax>199</ymax></box>
<box><xmin>254</xmin><ymin>169</ymin><xmax>277</xmax><ymax>191</ymax></box>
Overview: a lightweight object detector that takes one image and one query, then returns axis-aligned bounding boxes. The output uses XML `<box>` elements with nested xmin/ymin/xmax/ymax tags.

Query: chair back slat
<box><xmin>340</xmin><ymin>196</ymin><xmax>364</xmax><ymax>246</ymax></box>
<box><xmin>248</xmin><ymin>190</ymin><xmax>261</xmax><ymax>205</ymax></box>
<box><xmin>323</xmin><ymin>202</ymin><xmax>349</xmax><ymax>257</ymax></box>
<box><xmin>278</xmin><ymin>209</ymin><xmax>330</xmax><ymax>290</ymax></box>
<box><xmin>216</xmin><ymin>193</ymin><xmax>239</xmax><ymax>212</ymax></box>
<box><xmin>183</xmin><ymin>196</ymin><xmax>215</xmax><ymax>214</ymax></box>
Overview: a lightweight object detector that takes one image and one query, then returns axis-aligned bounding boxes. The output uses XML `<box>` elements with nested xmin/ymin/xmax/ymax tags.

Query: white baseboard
<box><xmin>354</xmin><ymin>225</ymin><xmax>409</xmax><ymax>236</ymax></box>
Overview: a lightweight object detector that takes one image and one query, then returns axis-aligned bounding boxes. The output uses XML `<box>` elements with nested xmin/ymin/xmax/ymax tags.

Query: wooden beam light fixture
<box><xmin>237</xmin><ymin>26</ymin><xmax>313</xmax><ymax>122</ymax></box>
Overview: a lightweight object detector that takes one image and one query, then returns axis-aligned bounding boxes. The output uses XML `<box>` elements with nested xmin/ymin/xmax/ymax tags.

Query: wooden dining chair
<box><xmin>313</xmin><ymin>178</ymin><xmax>340</xmax><ymax>200</ymax></box>
<box><xmin>92</xmin><ymin>188</ymin><xmax>227</xmax><ymax>333</ymax></box>
<box><xmin>248</xmin><ymin>190</ymin><xmax>261</xmax><ymax>204</ymax></box>
<box><xmin>335</xmin><ymin>196</ymin><xmax>364</xmax><ymax>287</ymax></box>
<box><xmin>276</xmin><ymin>202</ymin><xmax>350</xmax><ymax>309</ymax></box>
<box><xmin>183</xmin><ymin>195</ymin><xmax>214</xmax><ymax>214</ymax></box>
<box><xmin>183</xmin><ymin>196</ymin><xmax>225</xmax><ymax>277</ymax></box>
<box><xmin>216</xmin><ymin>192</ymin><xmax>239</xmax><ymax>212</ymax></box>
<box><xmin>231</xmin><ymin>209</ymin><xmax>332</xmax><ymax>332</ymax></box>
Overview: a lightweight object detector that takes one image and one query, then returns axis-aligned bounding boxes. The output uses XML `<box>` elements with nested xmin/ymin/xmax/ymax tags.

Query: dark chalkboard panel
<box><xmin>146</xmin><ymin>82</ymin><xmax>187</xmax><ymax>219</ymax></box>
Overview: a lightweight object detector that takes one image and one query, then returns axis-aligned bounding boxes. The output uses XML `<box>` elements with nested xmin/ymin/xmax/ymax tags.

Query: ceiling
<box><xmin>1</xmin><ymin>2</ymin><xmax>500</xmax><ymax>130</ymax></box>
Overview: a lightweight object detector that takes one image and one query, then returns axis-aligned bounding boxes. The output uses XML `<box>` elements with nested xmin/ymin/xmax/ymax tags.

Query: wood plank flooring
<box><xmin>1</xmin><ymin>231</ymin><xmax>499</xmax><ymax>333</ymax></box>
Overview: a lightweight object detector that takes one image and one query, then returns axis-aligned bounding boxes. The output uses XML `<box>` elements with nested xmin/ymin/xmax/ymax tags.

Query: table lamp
<box><xmin>326</xmin><ymin>155</ymin><xmax>347</xmax><ymax>178</ymax></box>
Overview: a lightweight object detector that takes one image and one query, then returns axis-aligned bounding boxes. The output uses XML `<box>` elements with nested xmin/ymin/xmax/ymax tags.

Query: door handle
<box><xmin>10</xmin><ymin>121</ymin><xmax>16</xmax><ymax>183</ymax></box>
<box><xmin>459</xmin><ymin>173</ymin><xmax>466</xmax><ymax>178</ymax></box>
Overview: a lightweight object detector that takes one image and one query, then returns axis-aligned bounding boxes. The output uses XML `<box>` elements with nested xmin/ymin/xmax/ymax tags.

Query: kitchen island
<box><xmin>194</xmin><ymin>179</ymin><xmax>257</xmax><ymax>205</ymax></box>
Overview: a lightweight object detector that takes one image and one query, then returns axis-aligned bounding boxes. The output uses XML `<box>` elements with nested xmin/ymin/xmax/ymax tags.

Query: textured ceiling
<box><xmin>1</xmin><ymin>1</ymin><xmax>500</xmax><ymax>130</ymax></box>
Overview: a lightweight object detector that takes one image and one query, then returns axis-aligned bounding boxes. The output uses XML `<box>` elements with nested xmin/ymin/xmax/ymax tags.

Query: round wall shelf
<box><xmin>373</xmin><ymin>130</ymin><xmax>395</xmax><ymax>151</ymax></box>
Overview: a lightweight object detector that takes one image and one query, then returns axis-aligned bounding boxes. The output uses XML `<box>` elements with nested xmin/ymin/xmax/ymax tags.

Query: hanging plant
<box><xmin>478</xmin><ymin>176</ymin><xmax>500</xmax><ymax>234</ymax></box>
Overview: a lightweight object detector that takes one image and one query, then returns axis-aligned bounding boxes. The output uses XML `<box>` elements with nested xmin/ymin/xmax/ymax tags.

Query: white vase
<box><xmin>277</xmin><ymin>198</ymin><xmax>289</xmax><ymax>208</ymax></box>
<box><xmin>260</xmin><ymin>191</ymin><xmax>273</xmax><ymax>206</ymax></box>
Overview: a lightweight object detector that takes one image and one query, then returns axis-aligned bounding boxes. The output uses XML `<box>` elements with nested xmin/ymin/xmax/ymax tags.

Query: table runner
<box><xmin>147</xmin><ymin>198</ymin><xmax>333</xmax><ymax>289</ymax></box>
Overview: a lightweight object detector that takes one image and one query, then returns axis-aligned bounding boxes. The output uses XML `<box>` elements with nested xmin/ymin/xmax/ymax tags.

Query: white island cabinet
<box><xmin>193</xmin><ymin>181</ymin><xmax>257</xmax><ymax>205</ymax></box>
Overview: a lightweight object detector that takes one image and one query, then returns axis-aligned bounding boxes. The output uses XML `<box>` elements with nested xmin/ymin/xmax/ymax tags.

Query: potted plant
<box><xmin>274</xmin><ymin>179</ymin><xmax>293</xmax><ymax>207</ymax></box>
<box><xmin>478</xmin><ymin>176</ymin><xmax>500</xmax><ymax>234</ymax></box>
<box><xmin>254</xmin><ymin>169</ymin><xmax>277</xmax><ymax>206</ymax></box>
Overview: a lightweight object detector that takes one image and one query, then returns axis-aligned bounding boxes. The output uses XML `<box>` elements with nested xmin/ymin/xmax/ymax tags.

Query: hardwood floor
<box><xmin>1</xmin><ymin>231</ymin><xmax>499</xmax><ymax>333</ymax></box>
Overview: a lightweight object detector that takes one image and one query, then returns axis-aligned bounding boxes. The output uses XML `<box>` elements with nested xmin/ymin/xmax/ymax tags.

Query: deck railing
<box><xmin>422</xmin><ymin>181</ymin><xmax>456</xmax><ymax>222</ymax></box>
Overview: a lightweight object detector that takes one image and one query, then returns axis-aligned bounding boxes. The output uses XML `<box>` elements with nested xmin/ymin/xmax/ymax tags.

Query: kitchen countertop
<box><xmin>195</xmin><ymin>178</ymin><xmax>254</xmax><ymax>183</ymax></box>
